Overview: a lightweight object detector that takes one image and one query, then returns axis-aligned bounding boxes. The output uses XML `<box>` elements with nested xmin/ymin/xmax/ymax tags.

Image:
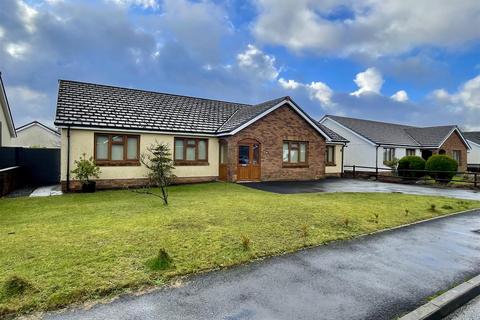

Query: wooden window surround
<box><xmin>325</xmin><ymin>145</ymin><xmax>336</xmax><ymax>166</ymax></box>
<box><xmin>283</xmin><ymin>140</ymin><xmax>308</xmax><ymax>168</ymax></box>
<box><xmin>383</xmin><ymin>147</ymin><xmax>395</xmax><ymax>164</ymax></box>
<box><xmin>174</xmin><ymin>137</ymin><xmax>209</xmax><ymax>165</ymax></box>
<box><xmin>406</xmin><ymin>148</ymin><xmax>416</xmax><ymax>156</ymax></box>
<box><xmin>94</xmin><ymin>133</ymin><xmax>140</xmax><ymax>166</ymax></box>
<box><xmin>452</xmin><ymin>150</ymin><xmax>461</xmax><ymax>163</ymax></box>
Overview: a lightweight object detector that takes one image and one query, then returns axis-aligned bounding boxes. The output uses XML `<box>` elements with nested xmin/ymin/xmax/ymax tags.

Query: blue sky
<box><xmin>1</xmin><ymin>0</ymin><xmax>480</xmax><ymax>130</ymax></box>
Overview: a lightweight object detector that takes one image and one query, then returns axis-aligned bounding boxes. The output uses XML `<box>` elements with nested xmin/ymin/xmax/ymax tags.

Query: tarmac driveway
<box><xmin>244</xmin><ymin>178</ymin><xmax>480</xmax><ymax>200</ymax></box>
<box><xmin>46</xmin><ymin>210</ymin><xmax>480</xmax><ymax>320</ymax></box>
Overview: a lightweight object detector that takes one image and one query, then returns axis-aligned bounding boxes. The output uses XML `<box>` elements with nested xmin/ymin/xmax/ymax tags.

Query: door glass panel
<box><xmin>112</xmin><ymin>144</ymin><xmax>124</xmax><ymax>160</ymax></box>
<box><xmin>252</xmin><ymin>144</ymin><xmax>259</xmax><ymax>164</ymax></box>
<box><xmin>283</xmin><ymin>143</ymin><xmax>289</xmax><ymax>162</ymax></box>
<box><xmin>290</xmin><ymin>149</ymin><xmax>299</xmax><ymax>163</ymax></box>
<box><xmin>96</xmin><ymin>136</ymin><xmax>108</xmax><ymax>159</ymax></box>
<box><xmin>238</xmin><ymin>145</ymin><xmax>249</xmax><ymax>165</ymax></box>
<box><xmin>220</xmin><ymin>143</ymin><xmax>227</xmax><ymax>164</ymax></box>
<box><xmin>299</xmin><ymin>143</ymin><xmax>306</xmax><ymax>162</ymax></box>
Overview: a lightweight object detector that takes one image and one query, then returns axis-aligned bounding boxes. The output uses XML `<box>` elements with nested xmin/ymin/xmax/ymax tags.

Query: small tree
<box><xmin>71</xmin><ymin>153</ymin><xmax>100</xmax><ymax>184</ymax></box>
<box><xmin>141</xmin><ymin>142</ymin><xmax>175</xmax><ymax>205</ymax></box>
<box><xmin>384</xmin><ymin>157</ymin><xmax>399</xmax><ymax>175</ymax></box>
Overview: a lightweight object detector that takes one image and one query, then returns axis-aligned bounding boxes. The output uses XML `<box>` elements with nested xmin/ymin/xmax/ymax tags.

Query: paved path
<box><xmin>445</xmin><ymin>295</ymin><xmax>480</xmax><ymax>320</ymax></box>
<box><xmin>46</xmin><ymin>210</ymin><xmax>480</xmax><ymax>320</ymax></box>
<box><xmin>244</xmin><ymin>178</ymin><xmax>480</xmax><ymax>200</ymax></box>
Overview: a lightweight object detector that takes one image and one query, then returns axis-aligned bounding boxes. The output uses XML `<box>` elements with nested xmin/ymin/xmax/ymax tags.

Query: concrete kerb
<box><xmin>399</xmin><ymin>274</ymin><xmax>480</xmax><ymax>320</ymax></box>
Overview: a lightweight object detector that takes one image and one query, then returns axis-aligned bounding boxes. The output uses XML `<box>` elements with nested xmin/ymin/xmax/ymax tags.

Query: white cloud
<box><xmin>253</xmin><ymin>0</ymin><xmax>480</xmax><ymax>57</ymax></box>
<box><xmin>0</xmin><ymin>26</ymin><xmax>4</xmax><ymax>38</ymax></box>
<box><xmin>432</xmin><ymin>75</ymin><xmax>480</xmax><ymax>111</ymax></box>
<box><xmin>351</xmin><ymin>67</ymin><xmax>384</xmax><ymax>96</ymax></box>
<box><xmin>278</xmin><ymin>78</ymin><xmax>301</xmax><ymax>90</ymax></box>
<box><xmin>277</xmin><ymin>77</ymin><xmax>334</xmax><ymax>107</ymax></box>
<box><xmin>237</xmin><ymin>44</ymin><xmax>279</xmax><ymax>80</ymax></box>
<box><xmin>5</xmin><ymin>42</ymin><xmax>30</xmax><ymax>59</ymax></box>
<box><xmin>307</xmin><ymin>81</ymin><xmax>333</xmax><ymax>106</ymax></box>
<box><xmin>17</xmin><ymin>0</ymin><xmax>38</xmax><ymax>33</ymax></box>
<box><xmin>391</xmin><ymin>90</ymin><xmax>408</xmax><ymax>102</ymax></box>
<box><xmin>109</xmin><ymin>0</ymin><xmax>159</xmax><ymax>9</ymax></box>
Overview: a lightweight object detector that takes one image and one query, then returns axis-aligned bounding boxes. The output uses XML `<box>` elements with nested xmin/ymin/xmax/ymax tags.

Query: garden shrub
<box><xmin>425</xmin><ymin>155</ymin><xmax>458</xmax><ymax>183</ymax></box>
<box><xmin>397</xmin><ymin>156</ymin><xmax>426</xmax><ymax>179</ymax></box>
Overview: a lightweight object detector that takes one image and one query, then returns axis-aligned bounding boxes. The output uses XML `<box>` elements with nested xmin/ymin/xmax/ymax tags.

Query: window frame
<box><xmin>406</xmin><ymin>148</ymin><xmax>416</xmax><ymax>156</ymax></box>
<box><xmin>383</xmin><ymin>147</ymin><xmax>396</xmax><ymax>163</ymax></box>
<box><xmin>282</xmin><ymin>140</ymin><xmax>308</xmax><ymax>167</ymax></box>
<box><xmin>452</xmin><ymin>150</ymin><xmax>461</xmax><ymax>163</ymax></box>
<box><xmin>174</xmin><ymin>137</ymin><xmax>209</xmax><ymax>165</ymax></box>
<box><xmin>94</xmin><ymin>133</ymin><xmax>140</xmax><ymax>166</ymax></box>
<box><xmin>325</xmin><ymin>145</ymin><xmax>336</xmax><ymax>166</ymax></box>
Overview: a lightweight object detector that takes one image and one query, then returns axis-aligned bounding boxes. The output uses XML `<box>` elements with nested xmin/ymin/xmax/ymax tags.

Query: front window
<box><xmin>406</xmin><ymin>149</ymin><xmax>416</xmax><ymax>156</ymax></box>
<box><xmin>326</xmin><ymin>145</ymin><xmax>335</xmax><ymax>165</ymax></box>
<box><xmin>383</xmin><ymin>148</ymin><xmax>395</xmax><ymax>163</ymax></box>
<box><xmin>452</xmin><ymin>150</ymin><xmax>461</xmax><ymax>163</ymax></box>
<box><xmin>174</xmin><ymin>137</ymin><xmax>208</xmax><ymax>164</ymax></box>
<box><xmin>283</xmin><ymin>141</ymin><xmax>308</xmax><ymax>165</ymax></box>
<box><xmin>94</xmin><ymin>133</ymin><xmax>139</xmax><ymax>165</ymax></box>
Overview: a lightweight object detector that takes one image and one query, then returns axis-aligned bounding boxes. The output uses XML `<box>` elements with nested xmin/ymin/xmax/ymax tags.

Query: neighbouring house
<box><xmin>319</xmin><ymin>115</ymin><xmax>470</xmax><ymax>172</ymax></box>
<box><xmin>0</xmin><ymin>73</ymin><xmax>16</xmax><ymax>146</ymax></box>
<box><xmin>13</xmin><ymin>121</ymin><xmax>61</xmax><ymax>148</ymax></box>
<box><xmin>54</xmin><ymin>80</ymin><xmax>348</xmax><ymax>191</ymax></box>
<box><xmin>463</xmin><ymin>132</ymin><xmax>480</xmax><ymax>171</ymax></box>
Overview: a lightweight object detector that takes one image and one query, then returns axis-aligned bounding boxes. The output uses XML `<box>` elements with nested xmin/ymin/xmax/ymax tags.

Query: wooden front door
<box><xmin>237</xmin><ymin>140</ymin><xmax>261</xmax><ymax>181</ymax></box>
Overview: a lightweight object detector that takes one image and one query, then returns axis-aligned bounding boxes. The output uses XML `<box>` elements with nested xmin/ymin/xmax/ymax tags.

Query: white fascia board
<box><xmin>438</xmin><ymin>127</ymin><xmax>471</xmax><ymax>150</ymax></box>
<box><xmin>0</xmin><ymin>80</ymin><xmax>16</xmax><ymax>137</ymax></box>
<box><xmin>320</xmin><ymin>117</ymin><xmax>376</xmax><ymax>146</ymax></box>
<box><xmin>17</xmin><ymin>122</ymin><xmax>60</xmax><ymax>136</ymax></box>
<box><xmin>221</xmin><ymin>100</ymin><xmax>332</xmax><ymax>141</ymax></box>
<box><xmin>56</xmin><ymin>125</ymin><xmax>218</xmax><ymax>137</ymax></box>
<box><xmin>467</xmin><ymin>139</ymin><xmax>480</xmax><ymax>148</ymax></box>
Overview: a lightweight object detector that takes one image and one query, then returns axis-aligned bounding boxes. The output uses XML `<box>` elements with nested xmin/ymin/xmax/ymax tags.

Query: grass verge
<box><xmin>1</xmin><ymin>182</ymin><xmax>479</xmax><ymax>317</ymax></box>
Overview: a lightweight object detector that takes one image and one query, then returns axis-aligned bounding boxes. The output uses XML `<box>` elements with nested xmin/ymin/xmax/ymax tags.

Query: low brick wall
<box><xmin>0</xmin><ymin>166</ymin><xmax>22</xmax><ymax>197</ymax></box>
<box><xmin>61</xmin><ymin>176</ymin><xmax>218</xmax><ymax>192</ymax></box>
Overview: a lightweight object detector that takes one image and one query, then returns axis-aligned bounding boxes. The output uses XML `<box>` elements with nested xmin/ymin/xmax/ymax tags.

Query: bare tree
<box><xmin>140</xmin><ymin>142</ymin><xmax>176</xmax><ymax>205</ymax></box>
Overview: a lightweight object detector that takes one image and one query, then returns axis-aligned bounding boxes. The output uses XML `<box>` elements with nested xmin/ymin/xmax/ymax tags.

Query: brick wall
<box><xmin>61</xmin><ymin>176</ymin><xmax>217</xmax><ymax>192</ymax></box>
<box><xmin>223</xmin><ymin>103</ymin><xmax>326</xmax><ymax>181</ymax></box>
<box><xmin>437</xmin><ymin>130</ymin><xmax>468</xmax><ymax>171</ymax></box>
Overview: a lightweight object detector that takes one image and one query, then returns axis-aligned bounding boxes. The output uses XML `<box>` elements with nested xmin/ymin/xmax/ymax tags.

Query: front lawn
<box><xmin>1</xmin><ymin>182</ymin><xmax>479</xmax><ymax>317</ymax></box>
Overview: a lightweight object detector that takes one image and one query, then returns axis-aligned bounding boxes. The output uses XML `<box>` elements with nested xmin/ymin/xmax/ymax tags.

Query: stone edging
<box><xmin>399</xmin><ymin>274</ymin><xmax>480</xmax><ymax>320</ymax></box>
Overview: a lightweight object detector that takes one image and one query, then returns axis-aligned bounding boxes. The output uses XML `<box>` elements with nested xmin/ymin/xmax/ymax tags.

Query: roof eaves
<box><xmin>0</xmin><ymin>72</ymin><xmax>17</xmax><ymax>137</ymax></box>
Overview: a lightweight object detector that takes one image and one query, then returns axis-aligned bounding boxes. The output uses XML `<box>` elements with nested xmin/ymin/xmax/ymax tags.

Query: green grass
<box><xmin>1</xmin><ymin>182</ymin><xmax>479</xmax><ymax>317</ymax></box>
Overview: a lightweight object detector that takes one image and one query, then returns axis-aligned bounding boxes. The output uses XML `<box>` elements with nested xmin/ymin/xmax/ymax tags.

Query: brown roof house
<box><xmin>54</xmin><ymin>80</ymin><xmax>347</xmax><ymax>191</ymax></box>
<box><xmin>320</xmin><ymin>115</ymin><xmax>471</xmax><ymax>171</ymax></box>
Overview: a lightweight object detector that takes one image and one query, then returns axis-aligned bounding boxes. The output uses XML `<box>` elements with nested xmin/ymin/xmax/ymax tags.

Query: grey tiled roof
<box><xmin>217</xmin><ymin>96</ymin><xmax>288</xmax><ymax>133</ymax></box>
<box><xmin>404</xmin><ymin>126</ymin><xmax>456</xmax><ymax>147</ymax></box>
<box><xmin>464</xmin><ymin>132</ymin><xmax>480</xmax><ymax>145</ymax></box>
<box><xmin>318</xmin><ymin>124</ymin><xmax>348</xmax><ymax>142</ymax></box>
<box><xmin>55</xmin><ymin>80</ymin><xmax>247</xmax><ymax>134</ymax></box>
<box><xmin>326</xmin><ymin>115</ymin><xmax>461</xmax><ymax>147</ymax></box>
<box><xmin>55</xmin><ymin>80</ymin><xmax>345</xmax><ymax>142</ymax></box>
